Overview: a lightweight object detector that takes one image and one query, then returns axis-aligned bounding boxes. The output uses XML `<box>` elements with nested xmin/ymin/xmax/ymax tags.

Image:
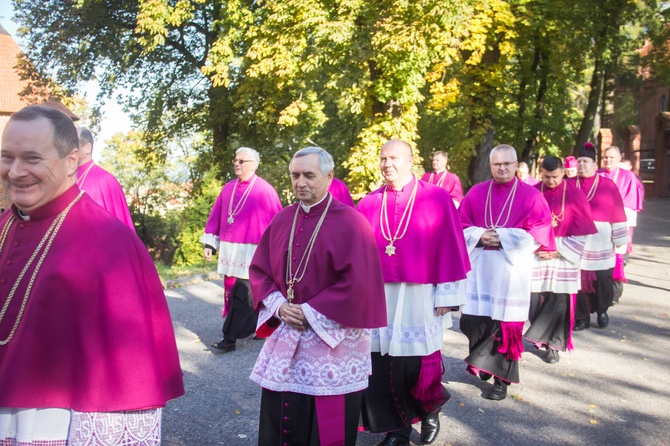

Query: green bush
<box><xmin>173</xmin><ymin>170</ymin><xmax>224</xmax><ymax>267</ymax></box>
<box><xmin>133</xmin><ymin>207</ymin><xmax>181</xmax><ymax>264</ymax></box>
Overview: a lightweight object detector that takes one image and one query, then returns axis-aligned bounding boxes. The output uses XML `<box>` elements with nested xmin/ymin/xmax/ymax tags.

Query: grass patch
<box><xmin>155</xmin><ymin>261</ymin><xmax>217</xmax><ymax>282</ymax></box>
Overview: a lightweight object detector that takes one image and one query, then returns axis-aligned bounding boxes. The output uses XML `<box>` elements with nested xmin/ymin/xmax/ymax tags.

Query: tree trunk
<box><xmin>600</xmin><ymin>62</ymin><xmax>617</xmax><ymax>130</ymax></box>
<box><xmin>208</xmin><ymin>84</ymin><xmax>232</xmax><ymax>179</ymax></box>
<box><xmin>468</xmin><ymin>119</ymin><xmax>495</xmax><ymax>185</ymax></box>
<box><xmin>521</xmin><ymin>50</ymin><xmax>549</xmax><ymax>162</ymax></box>
<box><xmin>574</xmin><ymin>57</ymin><xmax>604</xmax><ymax>154</ymax></box>
<box><xmin>466</xmin><ymin>41</ymin><xmax>501</xmax><ymax>185</ymax></box>
<box><xmin>515</xmin><ymin>36</ymin><xmax>541</xmax><ymax>149</ymax></box>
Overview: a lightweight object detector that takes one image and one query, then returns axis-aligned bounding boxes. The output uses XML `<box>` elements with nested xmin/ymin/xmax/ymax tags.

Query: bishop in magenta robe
<box><xmin>0</xmin><ymin>105</ymin><xmax>183</xmax><ymax>444</ymax></box>
<box><xmin>459</xmin><ymin>145</ymin><xmax>554</xmax><ymax>400</ymax></box>
<box><xmin>202</xmin><ymin>147</ymin><xmax>283</xmax><ymax>353</ymax></box>
<box><xmin>524</xmin><ymin>156</ymin><xmax>597</xmax><ymax>364</ymax></box>
<box><xmin>249</xmin><ymin>147</ymin><xmax>386</xmax><ymax>446</ymax></box>
<box><xmin>357</xmin><ymin>140</ymin><xmax>470</xmax><ymax>446</ymax></box>
<box><xmin>420</xmin><ymin>150</ymin><xmax>464</xmax><ymax>206</ymax></box>
<box><xmin>76</xmin><ymin>127</ymin><xmax>134</xmax><ymax>231</ymax></box>
<box><xmin>569</xmin><ymin>143</ymin><xmax>629</xmax><ymax>331</ymax></box>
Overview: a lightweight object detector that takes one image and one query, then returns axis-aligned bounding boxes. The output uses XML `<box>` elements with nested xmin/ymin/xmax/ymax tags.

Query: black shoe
<box><xmin>211</xmin><ymin>339</ymin><xmax>236</xmax><ymax>352</ymax></box>
<box><xmin>573</xmin><ymin>318</ymin><xmax>590</xmax><ymax>331</ymax></box>
<box><xmin>375</xmin><ymin>434</ymin><xmax>409</xmax><ymax>446</ymax></box>
<box><xmin>597</xmin><ymin>312</ymin><xmax>609</xmax><ymax>328</ymax></box>
<box><xmin>420</xmin><ymin>412</ymin><xmax>440</xmax><ymax>444</ymax></box>
<box><xmin>543</xmin><ymin>348</ymin><xmax>560</xmax><ymax>364</ymax></box>
<box><xmin>479</xmin><ymin>371</ymin><xmax>492</xmax><ymax>381</ymax></box>
<box><xmin>486</xmin><ymin>380</ymin><xmax>507</xmax><ymax>401</ymax></box>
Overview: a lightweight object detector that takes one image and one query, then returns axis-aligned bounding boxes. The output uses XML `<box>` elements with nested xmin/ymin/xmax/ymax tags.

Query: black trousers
<box><xmin>258</xmin><ymin>389</ymin><xmax>362</xmax><ymax>446</ymax></box>
<box><xmin>524</xmin><ymin>292</ymin><xmax>570</xmax><ymax>351</ymax></box>
<box><xmin>361</xmin><ymin>353</ymin><xmax>423</xmax><ymax>436</ymax></box>
<box><xmin>222</xmin><ymin>279</ymin><xmax>257</xmax><ymax>341</ymax></box>
<box><xmin>460</xmin><ymin>314</ymin><xmax>519</xmax><ymax>384</ymax></box>
<box><xmin>576</xmin><ymin>268</ymin><xmax>614</xmax><ymax>320</ymax></box>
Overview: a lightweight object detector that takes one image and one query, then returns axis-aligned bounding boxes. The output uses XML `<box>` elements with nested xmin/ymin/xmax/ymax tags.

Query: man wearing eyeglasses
<box><xmin>202</xmin><ymin>147</ymin><xmax>282</xmax><ymax>353</ymax></box>
<box><xmin>458</xmin><ymin>144</ymin><xmax>554</xmax><ymax>400</ymax></box>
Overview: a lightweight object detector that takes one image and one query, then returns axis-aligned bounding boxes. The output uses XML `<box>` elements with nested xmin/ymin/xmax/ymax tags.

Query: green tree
<box><xmin>100</xmin><ymin>130</ymin><xmax>185</xmax><ymax>262</ymax></box>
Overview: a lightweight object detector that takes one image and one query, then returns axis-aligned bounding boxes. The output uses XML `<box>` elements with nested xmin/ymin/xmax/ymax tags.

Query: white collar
<box><xmin>300</xmin><ymin>193</ymin><xmax>329</xmax><ymax>213</ymax></box>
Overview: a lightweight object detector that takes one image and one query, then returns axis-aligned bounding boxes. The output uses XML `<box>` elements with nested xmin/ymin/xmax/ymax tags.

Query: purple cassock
<box><xmin>204</xmin><ymin>174</ymin><xmax>283</xmax><ymax>245</ymax></box>
<box><xmin>597</xmin><ymin>167</ymin><xmax>644</xmax><ymax>212</ymax></box>
<box><xmin>460</xmin><ymin>179</ymin><xmax>555</xmax><ymax>250</ymax></box>
<box><xmin>356</xmin><ymin>177</ymin><xmax>470</xmax><ymax>284</ymax></box>
<box><xmin>77</xmin><ymin>160</ymin><xmax>135</xmax><ymax>231</ymax></box>
<box><xmin>328</xmin><ymin>177</ymin><xmax>355</xmax><ymax>207</ymax></box>
<box><xmin>0</xmin><ymin>186</ymin><xmax>184</xmax><ymax>411</ymax></box>
<box><xmin>420</xmin><ymin>171</ymin><xmax>464</xmax><ymax>203</ymax></box>
<box><xmin>250</xmin><ymin>196</ymin><xmax>387</xmax><ymax>332</ymax></box>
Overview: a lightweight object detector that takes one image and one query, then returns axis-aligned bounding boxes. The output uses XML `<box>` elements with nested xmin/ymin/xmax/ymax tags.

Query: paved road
<box><xmin>162</xmin><ymin>199</ymin><xmax>670</xmax><ymax>446</ymax></box>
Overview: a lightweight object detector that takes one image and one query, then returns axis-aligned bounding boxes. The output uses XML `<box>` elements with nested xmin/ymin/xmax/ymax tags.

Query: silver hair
<box><xmin>236</xmin><ymin>147</ymin><xmax>260</xmax><ymax>167</ymax></box>
<box><xmin>489</xmin><ymin>144</ymin><xmax>518</xmax><ymax>162</ymax></box>
<box><xmin>290</xmin><ymin>146</ymin><xmax>334</xmax><ymax>176</ymax></box>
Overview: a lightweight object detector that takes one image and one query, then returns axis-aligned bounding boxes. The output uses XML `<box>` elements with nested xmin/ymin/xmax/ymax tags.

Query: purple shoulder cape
<box><xmin>357</xmin><ymin>177</ymin><xmax>471</xmax><ymax>284</ymax></box>
<box><xmin>204</xmin><ymin>174</ymin><xmax>283</xmax><ymax>244</ymax></box>
<box><xmin>0</xmin><ymin>186</ymin><xmax>184</xmax><ymax>411</ymax></box>
<box><xmin>250</xmin><ymin>196</ymin><xmax>387</xmax><ymax>330</ymax></box>
<box><xmin>460</xmin><ymin>178</ymin><xmax>555</xmax><ymax>250</ymax></box>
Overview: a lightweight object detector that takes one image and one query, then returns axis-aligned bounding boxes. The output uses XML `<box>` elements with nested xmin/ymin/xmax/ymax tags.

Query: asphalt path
<box><xmin>162</xmin><ymin>198</ymin><xmax>670</xmax><ymax>446</ymax></box>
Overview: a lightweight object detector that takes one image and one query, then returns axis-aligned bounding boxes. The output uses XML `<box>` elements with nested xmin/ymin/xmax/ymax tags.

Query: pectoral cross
<box><xmin>228</xmin><ymin>215</ymin><xmax>234</xmax><ymax>224</ymax></box>
<box><xmin>385</xmin><ymin>243</ymin><xmax>396</xmax><ymax>256</ymax></box>
<box><xmin>287</xmin><ymin>282</ymin><xmax>295</xmax><ymax>303</ymax></box>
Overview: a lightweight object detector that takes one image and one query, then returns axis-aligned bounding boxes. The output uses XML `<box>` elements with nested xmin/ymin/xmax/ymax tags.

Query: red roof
<box><xmin>0</xmin><ymin>23</ymin><xmax>30</xmax><ymax>114</ymax></box>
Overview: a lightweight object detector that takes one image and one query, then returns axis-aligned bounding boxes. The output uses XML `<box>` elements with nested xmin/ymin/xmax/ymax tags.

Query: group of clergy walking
<box><xmin>0</xmin><ymin>102</ymin><xmax>643</xmax><ymax>446</ymax></box>
<box><xmin>200</xmin><ymin>137</ymin><xmax>640</xmax><ymax>446</ymax></box>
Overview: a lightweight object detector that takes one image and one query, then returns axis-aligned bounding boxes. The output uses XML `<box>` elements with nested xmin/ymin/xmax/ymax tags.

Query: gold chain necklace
<box><xmin>484</xmin><ymin>178</ymin><xmax>518</xmax><ymax>229</ymax></box>
<box><xmin>285</xmin><ymin>195</ymin><xmax>332</xmax><ymax>303</ymax></box>
<box><xmin>576</xmin><ymin>175</ymin><xmax>599</xmax><ymax>201</ymax></box>
<box><xmin>0</xmin><ymin>191</ymin><xmax>84</xmax><ymax>345</ymax></box>
<box><xmin>76</xmin><ymin>161</ymin><xmax>95</xmax><ymax>189</ymax></box>
<box><xmin>429</xmin><ymin>171</ymin><xmax>447</xmax><ymax>188</ymax></box>
<box><xmin>227</xmin><ymin>176</ymin><xmax>258</xmax><ymax>224</ymax></box>
<box><xmin>541</xmin><ymin>180</ymin><xmax>567</xmax><ymax>228</ymax></box>
<box><xmin>380</xmin><ymin>179</ymin><xmax>418</xmax><ymax>256</ymax></box>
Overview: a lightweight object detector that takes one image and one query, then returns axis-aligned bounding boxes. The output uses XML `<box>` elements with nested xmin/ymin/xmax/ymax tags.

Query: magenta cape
<box><xmin>204</xmin><ymin>174</ymin><xmax>283</xmax><ymax>244</ymax></box>
<box><xmin>77</xmin><ymin>160</ymin><xmax>134</xmax><ymax>231</ymax></box>
<box><xmin>250</xmin><ymin>196</ymin><xmax>386</xmax><ymax>330</ymax></box>
<box><xmin>567</xmin><ymin>176</ymin><xmax>627</xmax><ymax>223</ymax></box>
<box><xmin>328</xmin><ymin>177</ymin><xmax>355</xmax><ymax>207</ymax></box>
<box><xmin>597</xmin><ymin>167</ymin><xmax>644</xmax><ymax>211</ymax></box>
<box><xmin>460</xmin><ymin>178</ymin><xmax>556</xmax><ymax>250</ymax></box>
<box><xmin>420</xmin><ymin>171</ymin><xmax>464</xmax><ymax>203</ymax></box>
<box><xmin>534</xmin><ymin>180</ymin><xmax>597</xmax><ymax>238</ymax></box>
<box><xmin>356</xmin><ymin>177</ymin><xmax>471</xmax><ymax>284</ymax></box>
<box><xmin>0</xmin><ymin>186</ymin><xmax>184</xmax><ymax>411</ymax></box>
